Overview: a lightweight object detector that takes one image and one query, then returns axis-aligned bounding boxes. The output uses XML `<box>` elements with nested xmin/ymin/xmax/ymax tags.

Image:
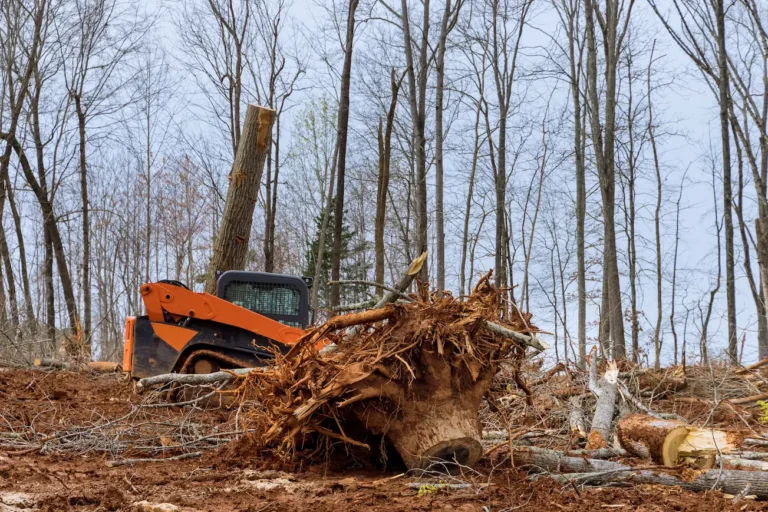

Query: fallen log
<box><xmin>560</xmin><ymin>447</ymin><xmax>629</xmax><ymax>459</ymax></box>
<box><xmin>729</xmin><ymin>392</ymin><xmax>768</xmax><ymax>405</ymax></box>
<box><xmin>728</xmin><ymin>451</ymin><xmax>768</xmax><ymax>460</ymax></box>
<box><xmin>481</xmin><ymin>320</ymin><xmax>548</xmax><ymax>352</ymax></box>
<box><xmin>586</xmin><ymin>357</ymin><xmax>618</xmax><ymax>449</ymax></box>
<box><xmin>506</xmin><ymin>446</ymin><xmax>768</xmax><ymax>500</ymax></box>
<box><xmin>736</xmin><ymin>358</ymin><xmax>768</xmax><ymax>375</ymax></box>
<box><xmin>636</xmin><ymin>368</ymin><xmax>687</xmax><ymax>395</ymax></box>
<box><xmin>135</xmin><ymin>367</ymin><xmax>267</xmax><ymax>392</ymax></box>
<box><xmin>721</xmin><ymin>456</ymin><xmax>768</xmax><ymax>471</ymax></box>
<box><xmin>33</xmin><ymin>358</ymin><xmax>121</xmax><ymax>373</ymax></box>
<box><xmin>88</xmin><ymin>361</ymin><xmax>121</xmax><ymax>372</ymax></box>
<box><xmin>616</xmin><ymin>413</ymin><xmax>743</xmax><ymax>468</ymax></box>
<box><xmin>544</xmin><ymin>468</ymin><xmax>768</xmax><ymax>500</ymax></box>
<box><xmin>568</xmin><ymin>396</ymin><xmax>587</xmax><ymax>440</ymax></box>
<box><xmin>509</xmin><ymin>446</ymin><xmax>629</xmax><ymax>473</ymax></box>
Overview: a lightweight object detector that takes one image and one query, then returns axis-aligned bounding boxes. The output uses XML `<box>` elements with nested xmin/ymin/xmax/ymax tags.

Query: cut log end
<box><xmin>661</xmin><ymin>425</ymin><xmax>690</xmax><ymax>467</ymax></box>
<box><xmin>617</xmin><ymin>413</ymin><xmax>744</xmax><ymax>468</ymax></box>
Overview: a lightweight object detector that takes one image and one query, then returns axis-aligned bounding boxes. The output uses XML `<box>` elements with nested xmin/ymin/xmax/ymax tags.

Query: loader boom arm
<box><xmin>140</xmin><ymin>282</ymin><xmax>307</xmax><ymax>346</ymax></box>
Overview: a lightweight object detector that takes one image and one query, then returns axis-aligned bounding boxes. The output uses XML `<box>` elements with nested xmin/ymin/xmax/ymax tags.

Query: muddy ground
<box><xmin>1</xmin><ymin>368</ymin><xmax>766</xmax><ymax>512</ymax></box>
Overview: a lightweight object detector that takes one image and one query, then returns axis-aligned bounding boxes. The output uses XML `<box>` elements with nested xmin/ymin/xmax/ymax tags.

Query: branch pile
<box><xmin>236</xmin><ymin>274</ymin><xmax>540</xmax><ymax>469</ymax></box>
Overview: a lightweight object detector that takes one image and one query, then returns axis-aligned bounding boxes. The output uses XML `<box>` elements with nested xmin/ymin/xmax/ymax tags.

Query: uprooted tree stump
<box><xmin>348</xmin><ymin>349</ymin><xmax>489</xmax><ymax>469</ymax></box>
<box><xmin>236</xmin><ymin>270</ymin><xmax>543</xmax><ymax>470</ymax></box>
<box><xmin>616</xmin><ymin>413</ymin><xmax>744</xmax><ymax>468</ymax></box>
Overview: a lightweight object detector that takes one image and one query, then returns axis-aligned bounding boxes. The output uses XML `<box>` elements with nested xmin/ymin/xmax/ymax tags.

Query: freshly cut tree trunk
<box><xmin>205</xmin><ymin>105</ymin><xmax>275</xmax><ymax>293</ymax></box>
<box><xmin>586</xmin><ymin>359</ymin><xmax>618</xmax><ymax>449</ymax></box>
<box><xmin>616</xmin><ymin>413</ymin><xmax>744</xmax><ymax>468</ymax></box>
<box><xmin>678</xmin><ymin>428</ymin><xmax>744</xmax><ymax>459</ymax></box>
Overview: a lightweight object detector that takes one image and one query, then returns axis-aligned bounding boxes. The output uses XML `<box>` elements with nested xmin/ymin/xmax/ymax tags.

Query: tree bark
<box><xmin>44</xmin><ymin>224</ymin><xmax>55</xmax><ymax>350</ymax></box>
<box><xmin>0</xmin><ymin>192</ymin><xmax>19</xmax><ymax>332</ymax></box>
<box><xmin>263</xmin><ymin>116</ymin><xmax>281</xmax><ymax>273</ymax></box>
<box><xmin>584</xmin><ymin>0</ymin><xmax>629</xmax><ymax>359</ymax></box>
<box><xmin>311</xmin><ymin>141</ymin><xmax>338</xmax><ymax>312</ymax></box>
<box><xmin>434</xmin><ymin>0</ymin><xmax>459</xmax><ymax>293</ymax></box>
<box><xmin>1</xmin><ymin>133</ymin><xmax>78</xmax><ymax>336</ymax></box>
<box><xmin>715</xmin><ymin>0</ymin><xmax>738</xmax><ymax>364</ymax></box>
<box><xmin>329</xmin><ymin>0</ymin><xmax>360</xmax><ymax>307</ymax></box>
<box><xmin>399</xmin><ymin>0</ymin><xmax>430</xmax><ymax>290</ymax></box>
<box><xmin>460</xmin><ymin>96</ymin><xmax>483</xmax><ymax>299</ymax></box>
<box><xmin>648</xmin><ymin>44</ymin><xmax>664</xmax><ymax>370</ymax></box>
<box><xmin>4</xmin><ymin>173</ymin><xmax>34</xmax><ymax>334</ymax></box>
<box><xmin>205</xmin><ymin>105</ymin><xmax>276</xmax><ymax>293</ymax></box>
<box><xmin>510</xmin><ymin>446</ymin><xmax>629</xmax><ymax>473</ymax></box>
<box><xmin>569</xmin><ymin>12</ymin><xmax>587</xmax><ymax>368</ymax></box>
<box><xmin>72</xmin><ymin>93</ymin><xmax>91</xmax><ymax>357</ymax></box>
<box><xmin>375</xmin><ymin>70</ymin><xmax>400</xmax><ymax>290</ymax></box>
<box><xmin>547</xmin><ymin>468</ymin><xmax>768</xmax><ymax>500</ymax></box>
<box><xmin>586</xmin><ymin>359</ymin><xmax>618</xmax><ymax>449</ymax></box>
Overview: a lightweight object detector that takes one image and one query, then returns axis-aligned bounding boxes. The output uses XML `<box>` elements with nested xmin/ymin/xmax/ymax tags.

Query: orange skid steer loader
<box><xmin>122</xmin><ymin>271</ymin><xmax>320</xmax><ymax>378</ymax></box>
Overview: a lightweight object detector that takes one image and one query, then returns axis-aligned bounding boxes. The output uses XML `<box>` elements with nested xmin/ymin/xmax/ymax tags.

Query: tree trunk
<box><xmin>434</xmin><ymin>0</ymin><xmax>454</xmax><ymax>294</ymax></box>
<box><xmin>621</xmin><ymin>69</ymin><xmax>639</xmax><ymax>362</ymax></box>
<box><xmin>375</xmin><ymin>398</ymin><xmax>483</xmax><ymax>470</ymax></box>
<box><xmin>460</xmin><ymin>98</ymin><xmax>482</xmax><ymax>299</ymax></box>
<box><xmin>648</xmin><ymin>45</ymin><xmax>664</xmax><ymax>370</ymax></box>
<box><xmin>263</xmin><ymin>115</ymin><xmax>280</xmax><ymax>273</ymax></box>
<box><xmin>586</xmin><ymin>359</ymin><xmax>618</xmax><ymax>449</ymax></box>
<box><xmin>205</xmin><ymin>105</ymin><xmax>276</xmax><ymax>293</ymax></box>
<box><xmin>329</xmin><ymin>0</ymin><xmax>360</xmax><ymax>308</ymax></box>
<box><xmin>670</xmin><ymin>175</ymin><xmax>684</xmax><ymax>366</ymax></box>
<box><xmin>375</xmin><ymin>70</ymin><xmax>400</xmax><ymax>290</ymax></box>
<box><xmin>3</xmin><ymin>173</ymin><xmax>34</xmax><ymax>335</ymax></box>
<box><xmin>44</xmin><ymin>225</ymin><xmax>55</xmax><ymax>351</ymax></box>
<box><xmin>311</xmin><ymin>142</ymin><xmax>338</xmax><ymax>312</ymax></box>
<box><xmin>72</xmin><ymin>93</ymin><xmax>91</xmax><ymax>357</ymax></box>
<box><xmin>400</xmin><ymin>0</ymin><xmax>430</xmax><ymax>289</ymax></box>
<box><xmin>0</xmin><ymin>0</ymin><xmax>45</xmax><ymax>337</ymax></box>
<box><xmin>0</xmin><ymin>205</ymin><xmax>19</xmax><ymax>332</ymax></box>
<box><xmin>584</xmin><ymin>0</ymin><xmax>627</xmax><ymax>360</ymax></box>
<box><xmin>510</xmin><ymin>446</ymin><xmax>628</xmax><ymax>473</ymax></box>
<box><xmin>716</xmin><ymin>0</ymin><xmax>738</xmax><ymax>364</ymax></box>
<box><xmin>571</xmin><ymin>34</ymin><xmax>587</xmax><ymax>368</ymax></box>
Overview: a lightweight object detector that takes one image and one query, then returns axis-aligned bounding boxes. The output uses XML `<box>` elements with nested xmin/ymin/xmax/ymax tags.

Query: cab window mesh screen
<box><xmin>223</xmin><ymin>281</ymin><xmax>301</xmax><ymax>317</ymax></box>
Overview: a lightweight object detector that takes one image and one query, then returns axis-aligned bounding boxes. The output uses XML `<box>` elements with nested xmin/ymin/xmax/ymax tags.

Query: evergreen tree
<box><xmin>305</xmin><ymin>198</ymin><xmax>369</xmax><ymax>308</ymax></box>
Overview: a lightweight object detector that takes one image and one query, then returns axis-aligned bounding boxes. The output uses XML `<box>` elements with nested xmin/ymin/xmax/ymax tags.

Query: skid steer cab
<box><xmin>123</xmin><ymin>271</ymin><xmax>317</xmax><ymax>379</ymax></box>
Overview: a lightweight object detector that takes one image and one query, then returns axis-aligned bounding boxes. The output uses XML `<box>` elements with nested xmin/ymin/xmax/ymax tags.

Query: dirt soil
<box><xmin>1</xmin><ymin>368</ymin><xmax>767</xmax><ymax>512</ymax></box>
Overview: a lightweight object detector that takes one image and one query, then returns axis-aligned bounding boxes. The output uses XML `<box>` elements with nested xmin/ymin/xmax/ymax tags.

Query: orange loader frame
<box><xmin>123</xmin><ymin>282</ymin><xmax>322</xmax><ymax>374</ymax></box>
